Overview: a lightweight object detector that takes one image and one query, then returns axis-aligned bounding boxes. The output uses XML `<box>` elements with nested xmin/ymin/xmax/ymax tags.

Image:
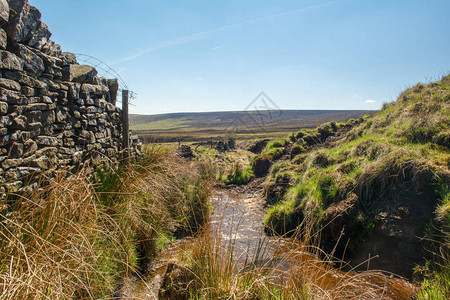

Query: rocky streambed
<box><xmin>118</xmin><ymin>189</ymin><xmax>417</xmax><ymax>299</ymax></box>
<box><xmin>118</xmin><ymin>190</ymin><xmax>268</xmax><ymax>299</ymax></box>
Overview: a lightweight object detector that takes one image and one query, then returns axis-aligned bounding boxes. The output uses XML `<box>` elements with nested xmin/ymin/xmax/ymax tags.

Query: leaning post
<box><xmin>122</xmin><ymin>89</ymin><xmax>130</xmax><ymax>160</ymax></box>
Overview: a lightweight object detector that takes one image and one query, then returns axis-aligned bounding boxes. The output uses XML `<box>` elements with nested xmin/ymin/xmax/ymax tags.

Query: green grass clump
<box><xmin>265</xmin><ymin>137</ymin><xmax>290</xmax><ymax>151</ymax></box>
<box><xmin>221</xmin><ymin>163</ymin><xmax>254</xmax><ymax>185</ymax></box>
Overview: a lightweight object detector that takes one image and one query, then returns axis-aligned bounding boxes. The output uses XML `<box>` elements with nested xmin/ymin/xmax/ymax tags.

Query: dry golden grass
<box><xmin>160</xmin><ymin>214</ymin><xmax>417</xmax><ymax>299</ymax></box>
<box><xmin>0</xmin><ymin>145</ymin><xmax>213</xmax><ymax>299</ymax></box>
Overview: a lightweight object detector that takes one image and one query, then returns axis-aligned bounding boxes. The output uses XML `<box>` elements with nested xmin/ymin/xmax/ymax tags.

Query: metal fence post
<box><xmin>122</xmin><ymin>90</ymin><xmax>130</xmax><ymax>159</ymax></box>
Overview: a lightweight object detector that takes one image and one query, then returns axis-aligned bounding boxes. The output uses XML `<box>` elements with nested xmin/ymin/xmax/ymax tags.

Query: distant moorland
<box><xmin>130</xmin><ymin>110</ymin><xmax>376</xmax><ymax>142</ymax></box>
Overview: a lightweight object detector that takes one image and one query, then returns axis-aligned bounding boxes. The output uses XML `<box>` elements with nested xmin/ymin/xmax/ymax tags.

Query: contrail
<box><xmin>110</xmin><ymin>0</ymin><xmax>341</xmax><ymax>65</ymax></box>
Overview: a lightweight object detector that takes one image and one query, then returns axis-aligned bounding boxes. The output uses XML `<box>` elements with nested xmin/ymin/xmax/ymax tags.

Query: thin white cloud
<box><xmin>211</xmin><ymin>45</ymin><xmax>225</xmax><ymax>50</ymax></box>
<box><xmin>110</xmin><ymin>0</ymin><xmax>341</xmax><ymax>65</ymax></box>
<box><xmin>365</xmin><ymin>99</ymin><xmax>376</xmax><ymax>103</ymax></box>
<box><xmin>116</xmin><ymin>67</ymin><xmax>126</xmax><ymax>74</ymax></box>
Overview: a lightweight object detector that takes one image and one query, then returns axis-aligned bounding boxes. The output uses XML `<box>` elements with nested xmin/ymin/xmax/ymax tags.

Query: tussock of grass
<box><xmin>0</xmin><ymin>145</ymin><xmax>213</xmax><ymax>299</ymax></box>
<box><xmin>166</xmin><ymin>220</ymin><xmax>416</xmax><ymax>299</ymax></box>
<box><xmin>219</xmin><ymin>163</ymin><xmax>254</xmax><ymax>185</ymax></box>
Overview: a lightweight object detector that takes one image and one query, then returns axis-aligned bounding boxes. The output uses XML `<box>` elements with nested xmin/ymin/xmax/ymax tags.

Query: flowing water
<box><xmin>120</xmin><ymin>190</ymin><xmax>417</xmax><ymax>299</ymax></box>
<box><xmin>209</xmin><ymin>190</ymin><xmax>270</xmax><ymax>262</ymax></box>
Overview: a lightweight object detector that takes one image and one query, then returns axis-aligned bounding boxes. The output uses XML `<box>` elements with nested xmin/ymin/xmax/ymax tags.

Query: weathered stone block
<box><xmin>4</xmin><ymin>181</ymin><xmax>23</xmax><ymax>193</ymax></box>
<box><xmin>27</xmin><ymin>122</ymin><xmax>40</xmax><ymax>131</ymax></box>
<box><xmin>5</xmin><ymin>0</ymin><xmax>50</xmax><ymax>47</ymax></box>
<box><xmin>73</xmin><ymin>110</ymin><xmax>81</xmax><ymax>119</ymax></box>
<box><xmin>62</xmin><ymin>138</ymin><xmax>73</xmax><ymax>147</ymax></box>
<box><xmin>35</xmin><ymin>146</ymin><xmax>57</xmax><ymax>157</ymax></box>
<box><xmin>0</xmin><ymin>101</ymin><xmax>7</xmax><ymax>114</ymax></box>
<box><xmin>55</xmin><ymin>108</ymin><xmax>67</xmax><ymax>123</ymax></box>
<box><xmin>10</xmin><ymin>43</ymin><xmax>44</xmax><ymax>76</ymax></box>
<box><xmin>0</xmin><ymin>50</ymin><xmax>23</xmax><ymax>71</ymax></box>
<box><xmin>62</xmin><ymin>64</ymin><xmax>97</xmax><ymax>83</ymax></box>
<box><xmin>24</xmin><ymin>110</ymin><xmax>41</xmax><ymax>123</ymax></box>
<box><xmin>25</xmin><ymin>103</ymin><xmax>49</xmax><ymax>111</ymax></box>
<box><xmin>107</xmin><ymin>78</ymin><xmax>118</xmax><ymax>105</ymax></box>
<box><xmin>59</xmin><ymin>52</ymin><xmax>77</xmax><ymax>66</ymax></box>
<box><xmin>86</xmin><ymin>106</ymin><xmax>97</xmax><ymax>113</ymax></box>
<box><xmin>0</xmin><ymin>87</ymin><xmax>26</xmax><ymax>104</ymax></box>
<box><xmin>0</xmin><ymin>0</ymin><xmax>9</xmax><ymax>25</ymax></box>
<box><xmin>41</xmin><ymin>110</ymin><xmax>55</xmax><ymax>125</ymax></box>
<box><xmin>0</xmin><ymin>78</ymin><xmax>21</xmax><ymax>91</ymax></box>
<box><xmin>27</xmin><ymin>22</ymin><xmax>51</xmax><ymax>50</ymax></box>
<box><xmin>0</xmin><ymin>115</ymin><xmax>11</xmax><ymax>127</ymax></box>
<box><xmin>8</xmin><ymin>142</ymin><xmax>23</xmax><ymax>158</ymax></box>
<box><xmin>5</xmin><ymin>166</ymin><xmax>41</xmax><ymax>181</ymax></box>
<box><xmin>19</xmin><ymin>130</ymin><xmax>31</xmax><ymax>141</ymax></box>
<box><xmin>12</xmin><ymin>115</ymin><xmax>26</xmax><ymax>130</ymax></box>
<box><xmin>41</xmin><ymin>40</ymin><xmax>62</xmax><ymax>57</ymax></box>
<box><xmin>36</xmin><ymin>135</ymin><xmax>58</xmax><ymax>147</ymax></box>
<box><xmin>21</xmin><ymin>85</ymin><xmax>34</xmax><ymax>96</ymax></box>
<box><xmin>0</xmin><ymin>134</ymin><xmax>11</xmax><ymax>146</ymax></box>
<box><xmin>0</xmin><ymin>28</ymin><xmax>6</xmax><ymax>50</ymax></box>
<box><xmin>81</xmin><ymin>83</ymin><xmax>108</xmax><ymax>97</ymax></box>
<box><xmin>74</xmin><ymin>98</ymin><xmax>83</xmax><ymax>106</ymax></box>
<box><xmin>2</xmin><ymin>158</ymin><xmax>22</xmax><ymax>169</ymax></box>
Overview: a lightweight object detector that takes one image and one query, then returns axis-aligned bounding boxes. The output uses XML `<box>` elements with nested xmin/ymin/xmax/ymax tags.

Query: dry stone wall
<box><xmin>0</xmin><ymin>0</ymin><xmax>140</xmax><ymax>194</ymax></box>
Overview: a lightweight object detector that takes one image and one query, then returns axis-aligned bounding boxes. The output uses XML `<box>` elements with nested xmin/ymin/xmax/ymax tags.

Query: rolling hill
<box><xmin>130</xmin><ymin>110</ymin><xmax>377</xmax><ymax>142</ymax></box>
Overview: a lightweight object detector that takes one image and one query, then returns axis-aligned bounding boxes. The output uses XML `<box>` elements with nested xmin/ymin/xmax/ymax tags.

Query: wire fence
<box><xmin>75</xmin><ymin>53</ymin><xmax>137</xmax><ymax>106</ymax></box>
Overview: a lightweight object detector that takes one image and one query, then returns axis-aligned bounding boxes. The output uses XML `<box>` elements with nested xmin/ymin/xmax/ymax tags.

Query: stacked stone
<box><xmin>0</xmin><ymin>0</ymin><xmax>138</xmax><ymax>194</ymax></box>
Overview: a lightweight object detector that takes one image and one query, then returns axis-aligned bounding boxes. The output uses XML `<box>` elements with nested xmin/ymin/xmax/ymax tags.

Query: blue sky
<box><xmin>32</xmin><ymin>0</ymin><xmax>450</xmax><ymax>114</ymax></box>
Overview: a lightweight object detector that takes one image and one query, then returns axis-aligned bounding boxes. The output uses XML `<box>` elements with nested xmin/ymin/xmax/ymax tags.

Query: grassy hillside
<box><xmin>243</xmin><ymin>76</ymin><xmax>449</xmax><ymax>289</ymax></box>
<box><xmin>130</xmin><ymin>110</ymin><xmax>376</xmax><ymax>142</ymax></box>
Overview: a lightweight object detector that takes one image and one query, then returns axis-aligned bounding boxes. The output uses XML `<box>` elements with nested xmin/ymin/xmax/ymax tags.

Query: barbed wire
<box><xmin>75</xmin><ymin>53</ymin><xmax>137</xmax><ymax>105</ymax></box>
